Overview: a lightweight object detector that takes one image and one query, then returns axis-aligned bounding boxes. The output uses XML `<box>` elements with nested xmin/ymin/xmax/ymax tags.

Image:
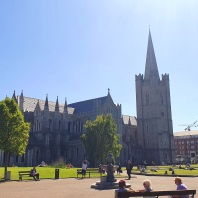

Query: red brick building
<box><xmin>174</xmin><ymin>130</ymin><xmax>198</xmax><ymax>163</ymax></box>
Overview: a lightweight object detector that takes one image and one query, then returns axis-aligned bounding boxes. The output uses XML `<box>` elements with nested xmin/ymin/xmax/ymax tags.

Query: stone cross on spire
<box><xmin>144</xmin><ymin>30</ymin><xmax>160</xmax><ymax>80</ymax></box>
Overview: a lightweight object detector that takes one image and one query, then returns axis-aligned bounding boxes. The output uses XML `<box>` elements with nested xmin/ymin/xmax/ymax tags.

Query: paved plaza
<box><xmin>0</xmin><ymin>173</ymin><xmax>197</xmax><ymax>198</ymax></box>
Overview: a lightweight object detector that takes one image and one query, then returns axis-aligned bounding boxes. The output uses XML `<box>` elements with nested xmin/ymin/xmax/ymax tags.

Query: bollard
<box><xmin>55</xmin><ymin>168</ymin><xmax>59</xmax><ymax>179</ymax></box>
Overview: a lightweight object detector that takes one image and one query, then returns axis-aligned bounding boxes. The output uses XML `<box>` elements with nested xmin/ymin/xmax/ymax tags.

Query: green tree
<box><xmin>0</xmin><ymin>97</ymin><xmax>30</xmax><ymax>179</ymax></box>
<box><xmin>81</xmin><ymin>114</ymin><xmax>122</xmax><ymax>166</ymax></box>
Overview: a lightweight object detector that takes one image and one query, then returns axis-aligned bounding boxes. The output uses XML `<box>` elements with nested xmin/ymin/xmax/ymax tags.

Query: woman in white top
<box><xmin>82</xmin><ymin>160</ymin><xmax>87</xmax><ymax>178</ymax></box>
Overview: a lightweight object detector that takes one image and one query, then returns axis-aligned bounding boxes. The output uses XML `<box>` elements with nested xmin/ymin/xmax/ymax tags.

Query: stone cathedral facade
<box><xmin>0</xmin><ymin>31</ymin><xmax>175</xmax><ymax>167</ymax></box>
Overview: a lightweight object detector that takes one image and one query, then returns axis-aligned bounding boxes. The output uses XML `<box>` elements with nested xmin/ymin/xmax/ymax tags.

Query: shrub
<box><xmin>50</xmin><ymin>157</ymin><xmax>65</xmax><ymax>168</ymax></box>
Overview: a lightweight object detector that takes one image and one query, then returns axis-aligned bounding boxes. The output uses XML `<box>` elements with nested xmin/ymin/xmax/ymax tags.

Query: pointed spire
<box><xmin>64</xmin><ymin>98</ymin><xmax>67</xmax><ymax>111</ymax></box>
<box><xmin>19</xmin><ymin>90</ymin><xmax>24</xmax><ymax>112</ymax></box>
<box><xmin>35</xmin><ymin>99</ymin><xmax>41</xmax><ymax>110</ymax></box>
<box><xmin>144</xmin><ymin>30</ymin><xmax>160</xmax><ymax>80</ymax></box>
<box><xmin>44</xmin><ymin>94</ymin><xmax>49</xmax><ymax>110</ymax></box>
<box><xmin>55</xmin><ymin>96</ymin><xmax>59</xmax><ymax>111</ymax></box>
<box><xmin>108</xmin><ymin>88</ymin><xmax>110</xmax><ymax>95</ymax></box>
<box><xmin>12</xmin><ymin>90</ymin><xmax>17</xmax><ymax>103</ymax></box>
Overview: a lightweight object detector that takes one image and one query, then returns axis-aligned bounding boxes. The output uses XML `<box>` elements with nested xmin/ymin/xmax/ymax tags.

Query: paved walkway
<box><xmin>0</xmin><ymin>174</ymin><xmax>197</xmax><ymax>198</ymax></box>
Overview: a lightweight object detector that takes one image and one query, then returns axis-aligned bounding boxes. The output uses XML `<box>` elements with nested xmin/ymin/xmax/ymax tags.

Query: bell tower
<box><xmin>135</xmin><ymin>30</ymin><xmax>175</xmax><ymax>164</ymax></box>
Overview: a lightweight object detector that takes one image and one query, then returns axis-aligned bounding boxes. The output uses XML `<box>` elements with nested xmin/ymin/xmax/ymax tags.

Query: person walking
<box><xmin>126</xmin><ymin>160</ymin><xmax>133</xmax><ymax>180</ymax></box>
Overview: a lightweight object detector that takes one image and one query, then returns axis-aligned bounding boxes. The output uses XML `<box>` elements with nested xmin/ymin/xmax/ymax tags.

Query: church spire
<box><xmin>12</xmin><ymin>90</ymin><xmax>17</xmax><ymax>103</ymax></box>
<box><xmin>55</xmin><ymin>96</ymin><xmax>59</xmax><ymax>112</ymax></box>
<box><xmin>44</xmin><ymin>94</ymin><xmax>49</xmax><ymax>110</ymax></box>
<box><xmin>144</xmin><ymin>30</ymin><xmax>160</xmax><ymax>80</ymax></box>
<box><xmin>64</xmin><ymin>98</ymin><xmax>67</xmax><ymax>111</ymax></box>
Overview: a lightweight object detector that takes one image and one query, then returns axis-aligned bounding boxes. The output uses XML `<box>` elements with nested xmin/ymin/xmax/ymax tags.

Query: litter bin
<box><xmin>5</xmin><ymin>171</ymin><xmax>11</xmax><ymax>180</ymax></box>
<box><xmin>55</xmin><ymin>168</ymin><xmax>59</xmax><ymax>179</ymax></box>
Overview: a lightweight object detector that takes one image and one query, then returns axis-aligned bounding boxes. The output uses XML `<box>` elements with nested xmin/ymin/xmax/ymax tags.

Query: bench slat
<box><xmin>18</xmin><ymin>171</ymin><xmax>33</xmax><ymax>181</ymax></box>
<box><xmin>118</xmin><ymin>190</ymin><xmax>196</xmax><ymax>197</ymax></box>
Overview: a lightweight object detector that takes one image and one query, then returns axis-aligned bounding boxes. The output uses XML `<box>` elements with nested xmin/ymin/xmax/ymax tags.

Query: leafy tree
<box><xmin>81</xmin><ymin>114</ymin><xmax>122</xmax><ymax>166</ymax></box>
<box><xmin>0</xmin><ymin>97</ymin><xmax>30</xmax><ymax>179</ymax></box>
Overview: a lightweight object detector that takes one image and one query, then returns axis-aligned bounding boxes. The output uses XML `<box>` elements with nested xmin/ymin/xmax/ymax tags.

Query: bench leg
<box><xmin>19</xmin><ymin>175</ymin><xmax>22</xmax><ymax>181</ymax></box>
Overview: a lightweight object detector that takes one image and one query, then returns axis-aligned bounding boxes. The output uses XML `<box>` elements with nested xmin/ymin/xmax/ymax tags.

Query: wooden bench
<box><xmin>117</xmin><ymin>190</ymin><xmax>196</xmax><ymax>198</ymax></box>
<box><xmin>18</xmin><ymin>171</ymin><xmax>39</xmax><ymax>181</ymax></box>
<box><xmin>76</xmin><ymin>169</ymin><xmax>102</xmax><ymax>178</ymax></box>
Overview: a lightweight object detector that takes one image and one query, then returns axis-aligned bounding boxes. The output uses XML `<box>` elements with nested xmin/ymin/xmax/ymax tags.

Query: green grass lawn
<box><xmin>1</xmin><ymin>165</ymin><xmax>198</xmax><ymax>181</ymax></box>
<box><xmin>0</xmin><ymin>167</ymin><xmax>128</xmax><ymax>181</ymax></box>
<box><xmin>132</xmin><ymin>165</ymin><xmax>198</xmax><ymax>176</ymax></box>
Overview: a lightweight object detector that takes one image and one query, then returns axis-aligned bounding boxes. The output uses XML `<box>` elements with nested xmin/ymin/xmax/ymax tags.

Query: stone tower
<box><xmin>135</xmin><ymin>30</ymin><xmax>175</xmax><ymax>164</ymax></box>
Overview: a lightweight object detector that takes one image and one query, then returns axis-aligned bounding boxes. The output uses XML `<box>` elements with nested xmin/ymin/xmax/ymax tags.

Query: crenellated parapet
<box><xmin>162</xmin><ymin>73</ymin><xmax>169</xmax><ymax>81</ymax></box>
<box><xmin>135</xmin><ymin>74</ymin><xmax>143</xmax><ymax>81</ymax></box>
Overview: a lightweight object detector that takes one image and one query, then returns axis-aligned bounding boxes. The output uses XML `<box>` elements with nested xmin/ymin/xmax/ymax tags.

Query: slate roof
<box><xmin>122</xmin><ymin>115</ymin><xmax>137</xmax><ymax>126</ymax></box>
<box><xmin>68</xmin><ymin>96</ymin><xmax>107</xmax><ymax>114</ymax></box>
<box><xmin>174</xmin><ymin>130</ymin><xmax>198</xmax><ymax>137</ymax></box>
<box><xmin>21</xmin><ymin>96</ymin><xmax>75</xmax><ymax>114</ymax></box>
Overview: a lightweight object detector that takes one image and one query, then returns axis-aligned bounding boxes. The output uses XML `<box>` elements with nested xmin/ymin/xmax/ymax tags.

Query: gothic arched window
<box><xmin>68</xmin><ymin>122</ymin><xmax>71</xmax><ymax>133</ymax></box>
<box><xmin>76</xmin><ymin>148</ymin><xmax>78</xmax><ymax>158</ymax></box>
<box><xmin>49</xmin><ymin>119</ymin><xmax>52</xmax><ymax>132</ymax></box>
<box><xmin>161</xmin><ymin>93</ymin><xmax>164</xmax><ymax>105</ymax></box>
<box><xmin>21</xmin><ymin>154</ymin><xmax>25</xmax><ymax>162</ymax></box>
<box><xmin>59</xmin><ymin>120</ymin><xmax>61</xmax><ymax>131</ymax></box>
<box><xmin>145</xmin><ymin>92</ymin><xmax>150</xmax><ymax>105</ymax></box>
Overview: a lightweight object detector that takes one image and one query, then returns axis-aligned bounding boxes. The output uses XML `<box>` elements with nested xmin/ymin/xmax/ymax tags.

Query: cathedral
<box><xmin>0</xmin><ymin>31</ymin><xmax>175</xmax><ymax>167</ymax></box>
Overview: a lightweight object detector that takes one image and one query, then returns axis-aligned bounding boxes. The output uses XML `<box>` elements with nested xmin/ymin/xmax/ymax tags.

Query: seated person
<box><xmin>137</xmin><ymin>179</ymin><xmax>153</xmax><ymax>193</ymax></box>
<box><xmin>172</xmin><ymin>177</ymin><xmax>189</xmax><ymax>198</ymax></box>
<box><xmin>137</xmin><ymin>179</ymin><xmax>155</xmax><ymax>198</ymax></box>
<box><xmin>38</xmin><ymin>161</ymin><xmax>46</xmax><ymax>167</ymax></box>
<box><xmin>30</xmin><ymin>166</ymin><xmax>39</xmax><ymax>181</ymax></box>
<box><xmin>115</xmin><ymin>180</ymin><xmax>134</xmax><ymax>198</ymax></box>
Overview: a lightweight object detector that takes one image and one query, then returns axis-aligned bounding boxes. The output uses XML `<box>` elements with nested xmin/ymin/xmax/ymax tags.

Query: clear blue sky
<box><xmin>0</xmin><ymin>0</ymin><xmax>198</xmax><ymax>132</ymax></box>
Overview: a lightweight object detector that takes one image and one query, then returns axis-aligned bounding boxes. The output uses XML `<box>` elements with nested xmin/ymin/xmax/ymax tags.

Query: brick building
<box><xmin>174</xmin><ymin>130</ymin><xmax>198</xmax><ymax>163</ymax></box>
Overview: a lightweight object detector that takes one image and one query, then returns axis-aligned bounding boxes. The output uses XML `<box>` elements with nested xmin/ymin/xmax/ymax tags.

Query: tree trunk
<box><xmin>4</xmin><ymin>152</ymin><xmax>9</xmax><ymax>180</ymax></box>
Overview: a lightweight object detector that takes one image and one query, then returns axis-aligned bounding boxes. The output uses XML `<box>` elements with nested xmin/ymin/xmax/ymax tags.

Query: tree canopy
<box><xmin>81</xmin><ymin>114</ymin><xmax>122</xmax><ymax>166</ymax></box>
<box><xmin>0</xmin><ymin>97</ymin><xmax>30</xmax><ymax>179</ymax></box>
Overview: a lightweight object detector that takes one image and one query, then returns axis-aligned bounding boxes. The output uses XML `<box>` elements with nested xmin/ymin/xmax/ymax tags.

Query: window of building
<box><xmin>49</xmin><ymin>119</ymin><xmax>52</xmax><ymax>132</ymax></box>
<box><xmin>161</xmin><ymin>112</ymin><xmax>164</xmax><ymax>118</ymax></box>
<box><xmin>21</xmin><ymin>154</ymin><xmax>25</xmax><ymax>162</ymax></box>
<box><xmin>59</xmin><ymin>121</ymin><xmax>61</xmax><ymax>131</ymax></box>
<box><xmin>16</xmin><ymin>155</ymin><xmax>18</xmax><ymax>163</ymax></box>
<box><xmin>145</xmin><ymin>92</ymin><xmax>150</xmax><ymax>105</ymax></box>
<box><xmin>76</xmin><ymin>148</ymin><xmax>78</xmax><ymax>158</ymax></box>
<box><xmin>68</xmin><ymin>122</ymin><xmax>72</xmax><ymax>133</ymax></box>
<box><xmin>160</xmin><ymin>93</ymin><xmax>164</xmax><ymax>105</ymax></box>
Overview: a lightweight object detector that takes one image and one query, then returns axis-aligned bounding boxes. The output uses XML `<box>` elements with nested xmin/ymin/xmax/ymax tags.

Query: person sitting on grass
<box><xmin>30</xmin><ymin>166</ymin><xmax>39</xmax><ymax>181</ymax></box>
<box><xmin>115</xmin><ymin>180</ymin><xmax>135</xmax><ymax>198</ymax></box>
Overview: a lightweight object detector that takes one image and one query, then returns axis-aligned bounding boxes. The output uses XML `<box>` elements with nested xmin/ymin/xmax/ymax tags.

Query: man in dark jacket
<box><xmin>126</xmin><ymin>160</ymin><xmax>133</xmax><ymax>180</ymax></box>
